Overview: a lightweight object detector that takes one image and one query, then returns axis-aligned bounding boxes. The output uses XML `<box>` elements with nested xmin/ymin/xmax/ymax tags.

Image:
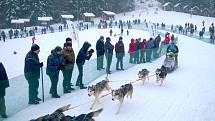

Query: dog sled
<box><xmin>163</xmin><ymin>52</ymin><xmax>177</xmax><ymax>73</ymax></box>
<box><xmin>30</xmin><ymin>104</ymin><xmax>103</xmax><ymax>121</ymax></box>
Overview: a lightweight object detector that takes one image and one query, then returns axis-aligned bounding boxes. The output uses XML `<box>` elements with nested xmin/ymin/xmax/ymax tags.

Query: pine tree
<box><xmin>29</xmin><ymin>0</ymin><xmax>54</xmax><ymax>25</ymax></box>
<box><xmin>5</xmin><ymin>0</ymin><xmax>19</xmax><ymax>21</ymax></box>
<box><xmin>17</xmin><ymin>0</ymin><xmax>31</xmax><ymax>18</ymax></box>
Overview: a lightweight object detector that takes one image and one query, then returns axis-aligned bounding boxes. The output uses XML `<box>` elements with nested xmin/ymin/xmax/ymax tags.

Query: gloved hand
<box><xmin>89</xmin><ymin>49</ymin><xmax>94</xmax><ymax>54</ymax></box>
<box><xmin>39</xmin><ymin>62</ymin><xmax>43</xmax><ymax>67</ymax></box>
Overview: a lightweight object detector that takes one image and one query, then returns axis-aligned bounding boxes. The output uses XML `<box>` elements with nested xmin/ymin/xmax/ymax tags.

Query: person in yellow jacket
<box><xmin>61</xmin><ymin>43</ymin><xmax>75</xmax><ymax>93</ymax></box>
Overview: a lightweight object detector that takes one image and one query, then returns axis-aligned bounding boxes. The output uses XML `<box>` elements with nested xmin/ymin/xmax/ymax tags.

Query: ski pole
<box><xmin>41</xmin><ymin>67</ymin><xmax>44</xmax><ymax>102</ymax></box>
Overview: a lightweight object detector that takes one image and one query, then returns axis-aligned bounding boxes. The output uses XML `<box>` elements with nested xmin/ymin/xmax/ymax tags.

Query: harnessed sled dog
<box><xmin>111</xmin><ymin>83</ymin><xmax>133</xmax><ymax>114</ymax></box>
<box><xmin>138</xmin><ymin>69</ymin><xmax>149</xmax><ymax>84</ymax></box>
<box><xmin>30</xmin><ymin>104</ymin><xmax>103</xmax><ymax>121</ymax></box>
<box><xmin>155</xmin><ymin>65</ymin><xmax>167</xmax><ymax>86</ymax></box>
<box><xmin>88</xmin><ymin>77</ymin><xmax>111</xmax><ymax>109</ymax></box>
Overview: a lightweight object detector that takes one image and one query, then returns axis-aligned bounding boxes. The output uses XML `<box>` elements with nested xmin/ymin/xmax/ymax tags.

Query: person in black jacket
<box><xmin>154</xmin><ymin>34</ymin><xmax>161</xmax><ymax>59</ymax></box>
<box><xmin>0</xmin><ymin>62</ymin><xmax>9</xmax><ymax>118</ymax></box>
<box><xmin>46</xmin><ymin>46</ymin><xmax>65</xmax><ymax>98</ymax></box>
<box><xmin>24</xmin><ymin>44</ymin><xmax>43</xmax><ymax>104</ymax></box>
<box><xmin>104</xmin><ymin>37</ymin><xmax>114</xmax><ymax>74</ymax></box>
<box><xmin>96</xmin><ymin>36</ymin><xmax>105</xmax><ymax>70</ymax></box>
<box><xmin>76</xmin><ymin>42</ymin><xmax>94</xmax><ymax>89</ymax></box>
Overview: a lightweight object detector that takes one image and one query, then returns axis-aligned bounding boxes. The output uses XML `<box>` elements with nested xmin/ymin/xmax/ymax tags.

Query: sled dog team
<box><xmin>88</xmin><ymin>65</ymin><xmax>168</xmax><ymax>114</ymax></box>
<box><xmin>32</xmin><ymin>66</ymin><xmax>168</xmax><ymax>121</ymax></box>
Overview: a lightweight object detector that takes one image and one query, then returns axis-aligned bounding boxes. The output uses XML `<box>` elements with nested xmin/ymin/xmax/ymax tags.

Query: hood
<box><xmin>131</xmin><ymin>38</ymin><xmax>135</xmax><ymax>43</ymax></box>
<box><xmin>82</xmin><ymin>41</ymin><xmax>91</xmax><ymax>52</ymax></box>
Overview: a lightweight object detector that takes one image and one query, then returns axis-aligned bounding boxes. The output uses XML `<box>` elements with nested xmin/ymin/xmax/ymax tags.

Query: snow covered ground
<box><xmin>1</xmin><ymin>8</ymin><xmax>215</xmax><ymax>121</ymax></box>
<box><xmin>4</xmin><ymin>30</ymin><xmax>215</xmax><ymax>121</ymax></box>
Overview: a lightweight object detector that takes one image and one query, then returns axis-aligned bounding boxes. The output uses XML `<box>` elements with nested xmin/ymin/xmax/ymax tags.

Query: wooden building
<box><xmin>190</xmin><ymin>6</ymin><xmax>200</xmax><ymax>15</ymax></box>
<box><xmin>38</xmin><ymin>17</ymin><xmax>53</xmax><ymax>26</ymax></box>
<box><xmin>11</xmin><ymin>19</ymin><xmax>25</xmax><ymax>29</ymax></box>
<box><xmin>173</xmin><ymin>3</ymin><xmax>183</xmax><ymax>12</ymax></box>
<box><xmin>61</xmin><ymin>15</ymin><xmax>74</xmax><ymax>27</ymax></box>
<box><xmin>201</xmin><ymin>8</ymin><xmax>210</xmax><ymax>17</ymax></box>
<box><xmin>183</xmin><ymin>5</ymin><xmax>190</xmax><ymax>13</ymax></box>
<box><xmin>83</xmin><ymin>13</ymin><xmax>95</xmax><ymax>23</ymax></box>
<box><xmin>163</xmin><ymin>2</ymin><xmax>174</xmax><ymax>11</ymax></box>
<box><xmin>102</xmin><ymin>11</ymin><xmax>116</xmax><ymax>20</ymax></box>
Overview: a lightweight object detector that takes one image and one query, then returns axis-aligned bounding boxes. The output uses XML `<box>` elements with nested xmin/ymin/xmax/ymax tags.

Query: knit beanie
<box><xmin>31</xmin><ymin>44</ymin><xmax>40</xmax><ymax>51</ymax></box>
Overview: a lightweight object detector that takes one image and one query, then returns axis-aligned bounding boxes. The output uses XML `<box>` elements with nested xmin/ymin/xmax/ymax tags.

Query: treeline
<box><xmin>0</xmin><ymin>0</ymin><xmax>135</xmax><ymax>28</ymax></box>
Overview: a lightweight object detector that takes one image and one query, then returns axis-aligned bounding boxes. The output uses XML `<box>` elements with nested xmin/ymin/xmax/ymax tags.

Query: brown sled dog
<box><xmin>88</xmin><ymin>77</ymin><xmax>111</xmax><ymax>109</ymax></box>
<box><xmin>30</xmin><ymin>104</ymin><xmax>103</xmax><ymax>121</ymax></box>
<box><xmin>111</xmin><ymin>83</ymin><xmax>133</xmax><ymax>114</ymax></box>
<box><xmin>138</xmin><ymin>69</ymin><xmax>149</xmax><ymax>84</ymax></box>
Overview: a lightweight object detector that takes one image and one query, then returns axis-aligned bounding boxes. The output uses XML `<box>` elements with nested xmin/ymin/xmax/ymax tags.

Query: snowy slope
<box><xmin>4</xmin><ymin>32</ymin><xmax>215</xmax><ymax>121</ymax></box>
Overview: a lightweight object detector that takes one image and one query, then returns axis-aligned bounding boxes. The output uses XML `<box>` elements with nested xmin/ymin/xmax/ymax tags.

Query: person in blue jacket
<box><xmin>104</xmin><ymin>37</ymin><xmax>114</xmax><ymax>74</ymax></box>
<box><xmin>46</xmin><ymin>46</ymin><xmax>65</xmax><ymax>98</ymax></box>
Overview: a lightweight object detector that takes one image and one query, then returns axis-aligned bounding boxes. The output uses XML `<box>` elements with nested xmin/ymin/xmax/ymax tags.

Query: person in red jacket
<box><xmin>128</xmin><ymin>38</ymin><xmax>136</xmax><ymax>63</ymax></box>
<box><xmin>140</xmin><ymin>39</ymin><xmax>146</xmax><ymax>63</ymax></box>
<box><xmin>165</xmin><ymin>32</ymin><xmax>170</xmax><ymax>44</ymax></box>
<box><xmin>32</xmin><ymin>36</ymin><xmax>36</xmax><ymax>44</ymax></box>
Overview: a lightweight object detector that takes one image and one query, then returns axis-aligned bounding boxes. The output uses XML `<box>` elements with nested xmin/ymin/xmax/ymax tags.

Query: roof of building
<box><xmin>83</xmin><ymin>13</ymin><xmax>95</xmax><ymax>17</ymax></box>
<box><xmin>11</xmin><ymin>19</ymin><xmax>25</xmax><ymax>24</ymax></box>
<box><xmin>163</xmin><ymin>2</ymin><xmax>171</xmax><ymax>7</ymax></box>
<box><xmin>174</xmin><ymin>3</ymin><xmax>181</xmax><ymax>8</ymax></box>
<box><xmin>183</xmin><ymin>5</ymin><xmax>189</xmax><ymax>9</ymax></box>
<box><xmin>38</xmin><ymin>17</ymin><xmax>53</xmax><ymax>21</ymax></box>
<box><xmin>102</xmin><ymin>11</ymin><xmax>116</xmax><ymax>15</ymax></box>
<box><xmin>61</xmin><ymin>15</ymin><xmax>74</xmax><ymax>19</ymax></box>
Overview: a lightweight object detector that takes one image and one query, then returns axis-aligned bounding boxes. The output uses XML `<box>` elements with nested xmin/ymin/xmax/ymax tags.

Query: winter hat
<box><xmin>66</xmin><ymin>37</ymin><xmax>72</xmax><ymax>43</ymax></box>
<box><xmin>55</xmin><ymin>46</ymin><xmax>62</xmax><ymax>52</ymax></box>
<box><xmin>100</xmin><ymin>36</ymin><xmax>104</xmax><ymax>39</ymax></box>
<box><xmin>106</xmin><ymin>37</ymin><xmax>111</xmax><ymax>41</ymax></box>
<box><xmin>31</xmin><ymin>44</ymin><xmax>40</xmax><ymax>51</ymax></box>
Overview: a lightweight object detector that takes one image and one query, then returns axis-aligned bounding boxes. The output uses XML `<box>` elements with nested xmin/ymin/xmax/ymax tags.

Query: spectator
<box><xmin>32</xmin><ymin>36</ymin><xmax>36</xmax><ymax>44</ymax></box>
<box><xmin>154</xmin><ymin>34</ymin><xmax>161</xmax><ymax>59</ymax></box>
<box><xmin>145</xmin><ymin>38</ymin><xmax>154</xmax><ymax>62</ymax></box>
<box><xmin>104</xmin><ymin>37</ymin><xmax>114</xmax><ymax>74</ymax></box>
<box><xmin>76</xmin><ymin>42</ymin><xmax>94</xmax><ymax>89</ymax></box>
<box><xmin>140</xmin><ymin>39</ymin><xmax>146</xmax><ymax>63</ymax></box>
<box><xmin>63</xmin><ymin>37</ymin><xmax>72</xmax><ymax>48</ymax></box>
<box><xmin>134</xmin><ymin>38</ymin><xmax>141</xmax><ymax>64</ymax></box>
<box><xmin>0</xmin><ymin>62</ymin><xmax>9</xmax><ymax>118</ymax></box>
<box><xmin>110</xmin><ymin>29</ymin><xmax>113</xmax><ymax>36</ymax></box>
<box><xmin>61</xmin><ymin>43</ymin><xmax>75</xmax><ymax>93</ymax></box>
<box><xmin>9</xmin><ymin>29</ymin><xmax>13</xmax><ymax>39</ymax></box>
<box><xmin>46</xmin><ymin>46</ymin><xmax>65</xmax><ymax>98</ymax></box>
<box><xmin>24</xmin><ymin>44</ymin><xmax>43</xmax><ymax>104</ymax></box>
<box><xmin>164</xmin><ymin>32</ymin><xmax>170</xmax><ymax>44</ymax></box>
<box><xmin>128</xmin><ymin>38</ymin><xmax>135</xmax><ymax>63</ymax></box>
<box><xmin>115</xmin><ymin>37</ymin><xmax>125</xmax><ymax>70</ymax></box>
<box><xmin>96</xmin><ymin>36</ymin><xmax>105</xmax><ymax>70</ymax></box>
<box><xmin>1</xmin><ymin>31</ymin><xmax>6</xmax><ymax>42</ymax></box>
